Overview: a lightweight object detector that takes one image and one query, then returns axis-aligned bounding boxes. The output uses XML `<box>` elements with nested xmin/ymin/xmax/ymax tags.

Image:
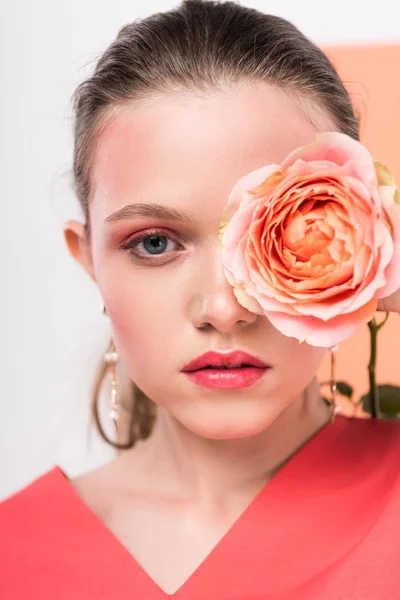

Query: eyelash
<box><xmin>121</xmin><ymin>228</ymin><xmax>185</xmax><ymax>262</ymax></box>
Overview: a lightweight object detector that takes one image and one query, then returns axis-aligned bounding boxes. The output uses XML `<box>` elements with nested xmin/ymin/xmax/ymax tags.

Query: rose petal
<box><xmin>266</xmin><ymin>297</ymin><xmax>378</xmax><ymax>347</ymax></box>
<box><xmin>281</xmin><ymin>132</ymin><xmax>378</xmax><ymax>189</ymax></box>
<box><xmin>221</xmin><ymin>164</ymin><xmax>281</xmax><ymax>223</ymax></box>
<box><xmin>233</xmin><ymin>286</ymin><xmax>265</xmax><ymax>315</ymax></box>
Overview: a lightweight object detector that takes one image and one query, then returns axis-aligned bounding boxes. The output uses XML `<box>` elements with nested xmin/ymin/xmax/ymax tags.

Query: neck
<box><xmin>118</xmin><ymin>377</ymin><xmax>331</xmax><ymax>509</ymax></box>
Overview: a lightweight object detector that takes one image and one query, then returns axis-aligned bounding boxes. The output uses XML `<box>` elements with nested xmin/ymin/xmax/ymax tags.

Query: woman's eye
<box><xmin>122</xmin><ymin>230</ymin><xmax>184</xmax><ymax>260</ymax></box>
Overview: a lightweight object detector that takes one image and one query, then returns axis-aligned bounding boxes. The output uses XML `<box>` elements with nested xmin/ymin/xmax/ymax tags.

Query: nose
<box><xmin>189</xmin><ymin>247</ymin><xmax>258</xmax><ymax>334</ymax></box>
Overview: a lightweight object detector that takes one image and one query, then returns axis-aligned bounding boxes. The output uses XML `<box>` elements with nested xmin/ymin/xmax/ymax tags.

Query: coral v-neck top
<box><xmin>2</xmin><ymin>414</ymin><xmax>400</xmax><ymax>599</ymax></box>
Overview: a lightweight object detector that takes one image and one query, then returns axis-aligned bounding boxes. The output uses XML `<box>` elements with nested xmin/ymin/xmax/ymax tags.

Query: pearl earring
<box><xmin>101</xmin><ymin>302</ymin><xmax>120</xmax><ymax>431</ymax></box>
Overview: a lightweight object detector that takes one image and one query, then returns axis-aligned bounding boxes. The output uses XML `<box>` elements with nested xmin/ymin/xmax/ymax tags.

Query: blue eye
<box><xmin>141</xmin><ymin>234</ymin><xmax>169</xmax><ymax>254</ymax></box>
<box><xmin>122</xmin><ymin>229</ymin><xmax>183</xmax><ymax>260</ymax></box>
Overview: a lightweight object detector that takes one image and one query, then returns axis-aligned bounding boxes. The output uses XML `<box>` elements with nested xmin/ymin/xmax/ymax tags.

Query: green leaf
<box><xmin>336</xmin><ymin>381</ymin><xmax>354</xmax><ymax>399</ymax></box>
<box><xmin>374</xmin><ymin>160</ymin><xmax>396</xmax><ymax>186</ymax></box>
<box><xmin>361</xmin><ymin>385</ymin><xmax>400</xmax><ymax>415</ymax></box>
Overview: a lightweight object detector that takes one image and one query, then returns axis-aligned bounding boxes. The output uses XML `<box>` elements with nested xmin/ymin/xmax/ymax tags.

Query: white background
<box><xmin>2</xmin><ymin>0</ymin><xmax>400</xmax><ymax>500</ymax></box>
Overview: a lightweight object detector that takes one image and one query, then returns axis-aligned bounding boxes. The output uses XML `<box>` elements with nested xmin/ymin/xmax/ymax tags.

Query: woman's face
<box><xmin>67</xmin><ymin>82</ymin><xmax>337</xmax><ymax>439</ymax></box>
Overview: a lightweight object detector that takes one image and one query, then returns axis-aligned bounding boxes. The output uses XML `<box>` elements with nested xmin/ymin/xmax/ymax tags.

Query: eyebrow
<box><xmin>104</xmin><ymin>203</ymin><xmax>196</xmax><ymax>224</ymax></box>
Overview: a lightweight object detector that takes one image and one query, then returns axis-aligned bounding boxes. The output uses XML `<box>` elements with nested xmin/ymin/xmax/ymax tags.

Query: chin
<box><xmin>179</xmin><ymin>407</ymin><xmax>277</xmax><ymax>441</ymax></box>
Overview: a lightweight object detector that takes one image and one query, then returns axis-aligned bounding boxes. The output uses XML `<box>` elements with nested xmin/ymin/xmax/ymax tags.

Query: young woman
<box><xmin>2</xmin><ymin>1</ymin><xmax>400</xmax><ymax>598</ymax></box>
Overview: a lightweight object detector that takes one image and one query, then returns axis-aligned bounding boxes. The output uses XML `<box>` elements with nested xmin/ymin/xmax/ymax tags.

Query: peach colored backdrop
<box><xmin>317</xmin><ymin>45</ymin><xmax>400</xmax><ymax>416</ymax></box>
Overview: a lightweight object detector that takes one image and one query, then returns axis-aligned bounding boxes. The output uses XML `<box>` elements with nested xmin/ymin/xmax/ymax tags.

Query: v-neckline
<box><xmin>55</xmin><ymin>414</ymin><xmax>348</xmax><ymax>598</ymax></box>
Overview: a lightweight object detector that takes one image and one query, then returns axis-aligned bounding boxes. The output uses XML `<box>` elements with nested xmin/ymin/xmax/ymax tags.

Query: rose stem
<box><xmin>367</xmin><ymin>318</ymin><xmax>379</xmax><ymax>419</ymax></box>
<box><xmin>367</xmin><ymin>312</ymin><xmax>390</xmax><ymax>419</ymax></box>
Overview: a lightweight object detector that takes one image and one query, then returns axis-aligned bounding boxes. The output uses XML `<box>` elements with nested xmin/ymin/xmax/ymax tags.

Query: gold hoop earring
<box><xmin>329</xmin><ymin>345</ymin><xmax>341</xmax><ymax>423</ymax></box>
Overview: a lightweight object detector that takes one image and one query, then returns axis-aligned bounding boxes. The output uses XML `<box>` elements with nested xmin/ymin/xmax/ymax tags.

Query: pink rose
<box><xmin>219</xmin><ymin>132</ymin><xmax>400</xmax><ymax>347</ymax></box>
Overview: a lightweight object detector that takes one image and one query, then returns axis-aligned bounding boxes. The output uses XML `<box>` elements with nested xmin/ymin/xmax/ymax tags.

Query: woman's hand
<box><xmin>377</xmin><ymin>287</ymin><xmax>400</xmax><ymax>313</ymax></box>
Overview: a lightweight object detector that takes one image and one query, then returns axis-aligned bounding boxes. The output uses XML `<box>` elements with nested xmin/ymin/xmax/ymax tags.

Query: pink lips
<box><xmin>182</xmin><ymin>350</ymin><xmax>271</xmax><ymax>389</ymax></box>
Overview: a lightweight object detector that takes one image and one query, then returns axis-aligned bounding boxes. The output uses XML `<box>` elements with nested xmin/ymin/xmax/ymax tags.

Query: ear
<box><xmin>63</xmin><ymin>220</ymin><xmax>97</xmax><ymax>283</ymax></box>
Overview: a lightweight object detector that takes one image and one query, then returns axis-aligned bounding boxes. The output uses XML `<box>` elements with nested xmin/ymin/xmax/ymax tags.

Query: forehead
<box><xmin>90</xmin><ymin>82</ymin><xmax>335</xmax><ymax>214</ymax></box>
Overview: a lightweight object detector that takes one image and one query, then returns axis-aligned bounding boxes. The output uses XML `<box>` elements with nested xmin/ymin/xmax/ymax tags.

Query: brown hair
<box><xmin>70</xmin><ymin>0</ymin><xmax>359</xmax><ymax>450</ymax></box>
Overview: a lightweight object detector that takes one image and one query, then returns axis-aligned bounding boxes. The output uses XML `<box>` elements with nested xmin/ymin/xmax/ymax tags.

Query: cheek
<box><xmin>99</xmin><ymin>266</ymin><xmax>184</xmax><ymax>377</ymax></box>
<box><xmin>277</xmin><ymin>344</ymin><xmax>325</xmax><ymax>391</ymax></box>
